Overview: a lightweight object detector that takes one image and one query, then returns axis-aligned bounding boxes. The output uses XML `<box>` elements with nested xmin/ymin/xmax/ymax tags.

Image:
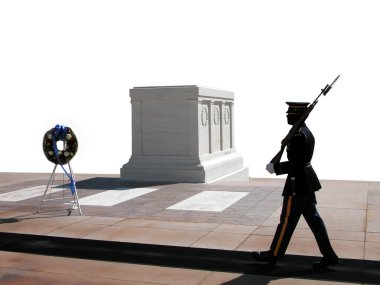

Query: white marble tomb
<box><xmin>120</xmin><ymin>85</ymin><xmax>249</xmax><ymax>183</ymax></box>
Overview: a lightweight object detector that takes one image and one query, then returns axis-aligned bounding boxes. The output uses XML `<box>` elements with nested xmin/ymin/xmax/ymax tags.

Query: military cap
<box><xmin>286</xmin><ymin>102</ymin><xmax>309</xmax><ymax>114</ymax></box>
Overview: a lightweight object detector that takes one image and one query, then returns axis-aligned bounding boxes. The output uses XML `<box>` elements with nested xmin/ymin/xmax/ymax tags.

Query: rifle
<box><xmin>270</xmin><ymin>75</ymin><xmax>340</xmax><ymax>164</ymax></box>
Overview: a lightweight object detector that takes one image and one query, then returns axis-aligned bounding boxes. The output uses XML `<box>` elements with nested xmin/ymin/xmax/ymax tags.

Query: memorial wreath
<box><xmin>42</xmin><ymin>125</ymin><xmax>78</xmax><ymax>165</ymax></box>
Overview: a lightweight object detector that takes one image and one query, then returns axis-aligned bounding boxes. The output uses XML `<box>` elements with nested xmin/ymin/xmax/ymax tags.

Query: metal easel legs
<box><xmin>38</xmin><ymin>162</ymin><xmax>82</xmax><ymax>216</ymax></box>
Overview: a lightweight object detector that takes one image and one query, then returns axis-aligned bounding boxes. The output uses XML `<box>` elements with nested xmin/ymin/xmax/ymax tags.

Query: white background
<box><xmin>1</xmin><ymin>0</ymin><xmax>379</xmax><ymax>181</ymax></box>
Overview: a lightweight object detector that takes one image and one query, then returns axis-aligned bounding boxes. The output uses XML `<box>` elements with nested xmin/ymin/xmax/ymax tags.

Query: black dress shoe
<box><xmin>312</xmin><ymin>257</ymin><xmax>339</xmax><ymax>269</ymax></box>
<box><xmin>251</xmin><ymin>250</ymin><xmax>277</xmax><ymax>264</ymax></box>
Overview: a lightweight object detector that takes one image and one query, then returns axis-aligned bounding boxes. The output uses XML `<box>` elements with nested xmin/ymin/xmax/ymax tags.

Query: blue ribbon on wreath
<box><xmin>51</xmin><ymin>124</ymin><xmax>76</xmax><ymax>195</ymax></box>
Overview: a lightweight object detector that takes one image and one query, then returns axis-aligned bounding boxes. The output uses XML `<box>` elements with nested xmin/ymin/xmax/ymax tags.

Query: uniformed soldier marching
<box><xmin>251</xmin><ymin>102</ymin><xmax>339</xmax><ymax>269</ymax></box>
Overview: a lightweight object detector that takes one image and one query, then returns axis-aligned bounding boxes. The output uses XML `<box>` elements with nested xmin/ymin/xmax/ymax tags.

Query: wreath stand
<box><xmin>38</xmin><ymin>162</ymin><xmax>82</xmax><ymax>216</ymax></box>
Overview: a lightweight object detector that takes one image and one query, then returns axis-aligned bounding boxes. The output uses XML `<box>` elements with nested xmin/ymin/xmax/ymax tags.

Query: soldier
<box><xmin>251</xmin><ymin>102</ymin><xmax>339</xmax><ymax>269</ymax></box>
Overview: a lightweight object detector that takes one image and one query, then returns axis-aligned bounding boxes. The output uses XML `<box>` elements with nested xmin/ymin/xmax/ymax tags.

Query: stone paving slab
<box><xmin>0</xmin><ymin>172</ymin><xmax>380</xmax><ymax>284</ymax></box>
<box><xmin>1</xmin><ymin>173</ymin><xmax>379</xmax><ymax>260</ymax></box>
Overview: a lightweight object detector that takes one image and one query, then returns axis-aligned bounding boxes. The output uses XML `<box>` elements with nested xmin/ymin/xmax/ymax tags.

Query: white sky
<box><xmin>1</xmin><ymin>0</ymin><xmax>379</xmax><ymax>181</ymax></box>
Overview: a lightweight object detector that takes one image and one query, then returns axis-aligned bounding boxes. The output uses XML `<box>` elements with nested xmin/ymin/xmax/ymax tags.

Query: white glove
<box><xmin>266</xmin><ymin>163</ymin><xmax>275</xmax><ymax>174</ymax></box>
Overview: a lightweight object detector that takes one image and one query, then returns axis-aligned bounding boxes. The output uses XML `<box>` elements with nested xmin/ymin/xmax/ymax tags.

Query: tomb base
<box><xmin>121</xmin><ymin>151</ymin><xmax>248</xmax><ymax>183</ymax></box>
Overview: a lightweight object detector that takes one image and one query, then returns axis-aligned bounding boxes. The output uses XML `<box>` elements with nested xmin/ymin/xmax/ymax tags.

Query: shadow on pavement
<box><xmin>0</xmin><ymin>218</ymin><xmax>19</xmax><ymax>224</ymax></box>
<box><xmin>62</xmin><ymin>177</ymin><xmax>177</xmax><ymax>190</ymax></box>
<box><xmin>0</xmin><ymin>232</ymin><xmax>379</xmax><ymax>284</ymax></box>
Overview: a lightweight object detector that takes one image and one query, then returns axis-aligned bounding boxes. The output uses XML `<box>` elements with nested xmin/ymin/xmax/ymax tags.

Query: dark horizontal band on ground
<box><xmin>0</xmin><ymin>231</ymin><xmax>379</xmax><ymax>284</ymax></box>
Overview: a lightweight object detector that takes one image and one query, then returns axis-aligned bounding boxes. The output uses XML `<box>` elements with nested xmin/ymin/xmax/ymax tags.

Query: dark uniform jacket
<box><xmin>273</xmin><ymin>123</ymin><xmax>321</xmax><ymax>196</ymax></box>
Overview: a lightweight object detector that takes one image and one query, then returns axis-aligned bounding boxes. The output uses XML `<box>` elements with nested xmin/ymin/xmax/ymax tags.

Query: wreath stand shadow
<box><xmin>38</xmin><ymin>125</ymin><xmax>82</xmax><ymax>216</ymax></box>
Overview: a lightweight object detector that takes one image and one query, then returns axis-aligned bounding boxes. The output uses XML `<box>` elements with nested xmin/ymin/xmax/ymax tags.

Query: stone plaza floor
<box><xmin>0</xmin><ymin>172</ymin><xmax>379</xmax><ymax>284</ymax></box>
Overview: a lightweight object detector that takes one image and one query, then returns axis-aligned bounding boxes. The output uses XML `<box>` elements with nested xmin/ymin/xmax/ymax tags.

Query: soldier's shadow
<box><xmin>221</xmin><ymin>269</ymin><xmax>327</xmax><ymax>285</ymax></box>
<box><xmin>220</xmin><ymin>263</ymin><xmax>279</xmax><ymax>284</ymax></box>
<box><xmin>219</xmin><ymin>262</ymin><xmax>316</xmax><ymax>284</ymax></box>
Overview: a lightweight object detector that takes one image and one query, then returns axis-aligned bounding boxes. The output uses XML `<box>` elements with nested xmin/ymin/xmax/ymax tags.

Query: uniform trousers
<box><xmin>270</xmin><ymin>192</ymin><xmax>337</xmax><ymax>259</ymax></box>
